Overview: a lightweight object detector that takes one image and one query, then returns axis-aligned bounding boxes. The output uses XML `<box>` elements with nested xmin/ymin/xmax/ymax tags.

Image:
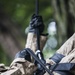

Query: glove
<box><xmin>10</xmin><ymin>49</ymin><xmax>37</xmax><ymax>75</ymax></box>
<box><xmin>29</xmin><ymin>14</ymin><xmax>44</xmax><ymax>34</ymax></box>
<box><xmin>15</xmin><ymin>49</ymin><xmax>31</xmax><ymax>62</ymax></box>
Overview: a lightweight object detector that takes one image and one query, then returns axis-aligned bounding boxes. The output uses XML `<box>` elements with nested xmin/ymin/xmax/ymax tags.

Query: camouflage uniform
<box><xmin>0</xmin><ymin>13</ymin><xmax>47</xmax><ymax>75</ymax></box>
<box><xmin>1</xmin><ymin>33</ymin><xmax>75</xmax><ymax>75</ymax></box>
<box><xmin>46</xmin><ymin>33</ymin><xmax>75</xmax><ymax>75</ymax></box>
<box><xmin>0</xmin><ymin>33</ymin><xmax>47</xmax><ymax>75</ymax></box>
<box><xmin>1</xmin><ymin>13</ymin><xmax>75</xmax><ymax>75</ymax></box>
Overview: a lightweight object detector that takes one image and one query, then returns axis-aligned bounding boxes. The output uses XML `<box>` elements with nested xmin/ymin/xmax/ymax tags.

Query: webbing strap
<box><xmin>50</xmin><ymin>63</ymin><xmax>75</xmax><ymax>71</ymax></box>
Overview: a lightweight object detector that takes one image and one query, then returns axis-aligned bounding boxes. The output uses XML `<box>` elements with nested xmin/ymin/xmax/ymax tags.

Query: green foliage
<box><xmin>0</xmin><ymin>0</ymin><xmax>53</xmax><ymax>32</ymax></box>
<box><xmin>0</xmin><ymin>45</ymin><xmax>11</xmax><ymax>65</ymax></box>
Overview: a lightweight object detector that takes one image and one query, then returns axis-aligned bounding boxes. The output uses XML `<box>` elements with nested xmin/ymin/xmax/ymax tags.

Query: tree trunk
<box><xmin>0</xmin><ymin>12</ymin><xmax>26</xmax><ymax>59</ymax></box>
<box><xmin>51</xmin><ymin>0</ymin><xmax>75</xmax><ymax>46</ymax></box>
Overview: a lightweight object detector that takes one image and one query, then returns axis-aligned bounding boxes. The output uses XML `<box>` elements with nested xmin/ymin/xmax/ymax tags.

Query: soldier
<box><xmin>0</xmin><ymin>14</ymin><xmax>75</xmax><ymax>75</ymax></box>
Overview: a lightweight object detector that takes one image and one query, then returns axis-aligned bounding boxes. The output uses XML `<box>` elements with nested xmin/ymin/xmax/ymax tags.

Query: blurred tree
<box><xmin>51</xmin><ymin>0</ymin><xmax>75</xmax><ymax>46</ymax></box>
<box><xmin>0</xmin><ymin>12</ymin><xmax>25</xmax><ymax>59</ymax></box>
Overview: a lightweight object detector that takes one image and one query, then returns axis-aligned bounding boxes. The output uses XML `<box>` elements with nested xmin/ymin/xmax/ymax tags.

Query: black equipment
<box><xmin>25</xmin><ymin>48</ymin><xmax>51</xmax><ymax>75</ymax></box>
<box><xmin>34</xmin><ymin>0</ymin><xmax>47</xmax><ymax>74</ymax></box>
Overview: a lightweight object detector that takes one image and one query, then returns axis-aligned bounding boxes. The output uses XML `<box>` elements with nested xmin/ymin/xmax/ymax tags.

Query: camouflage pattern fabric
<box><xmin>46</xmin><ymin>33</ymin><xmax>75</xmax><ymax>75</ymax></box>
<box><xmin>0</xmin><ymin>33</ymin><xmax>47</xmax><ymax>75</ymax></box>
<box><xmin>1</xmin><ymin>32</ymin><xmax>75</xmax><ymax>75</ymax></box>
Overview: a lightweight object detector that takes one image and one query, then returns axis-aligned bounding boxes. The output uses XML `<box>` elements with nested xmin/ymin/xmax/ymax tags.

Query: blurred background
<box><xmin>0</xmin><ymin>0</ymin><xmax>75</xmax><ymax>65</ymax></box>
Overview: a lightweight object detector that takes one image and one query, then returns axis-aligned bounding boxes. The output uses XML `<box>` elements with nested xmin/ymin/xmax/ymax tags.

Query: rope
<box><xmin>35</xmin><ymin>0</ymin><xmax>40</xmax><ymax>50</ymax></box>
<box><xmin>36</xmin><ymin>0</ymin><xmax>39</xmax><ymax>15</ymax></box>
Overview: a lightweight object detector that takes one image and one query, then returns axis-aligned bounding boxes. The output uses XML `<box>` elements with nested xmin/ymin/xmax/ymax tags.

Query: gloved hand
<box><xmin>10</xmin><ymin>49</ymin><xmax>37</xmax><ymax>75</ymax></box>
<box><xmin>29</xmin><ymin>14</ymin><xmax>44</xmax><ymax>34</ymax></box>
<box><xmin>15</xmin><ymin>49</ymin><xmax>31</xmax><ymax>62</ymax></box>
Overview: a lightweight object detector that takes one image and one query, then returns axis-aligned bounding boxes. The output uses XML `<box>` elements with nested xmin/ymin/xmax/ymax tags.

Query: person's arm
<box><xmin>1</xmin><ymin>14</ymin><xmax>47</xmax><ymax>75</ymax></box>
<box><xmin>46</xmin><ymin>33</ymin><xmax>75</xmax><ymax>65</ymax></box>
